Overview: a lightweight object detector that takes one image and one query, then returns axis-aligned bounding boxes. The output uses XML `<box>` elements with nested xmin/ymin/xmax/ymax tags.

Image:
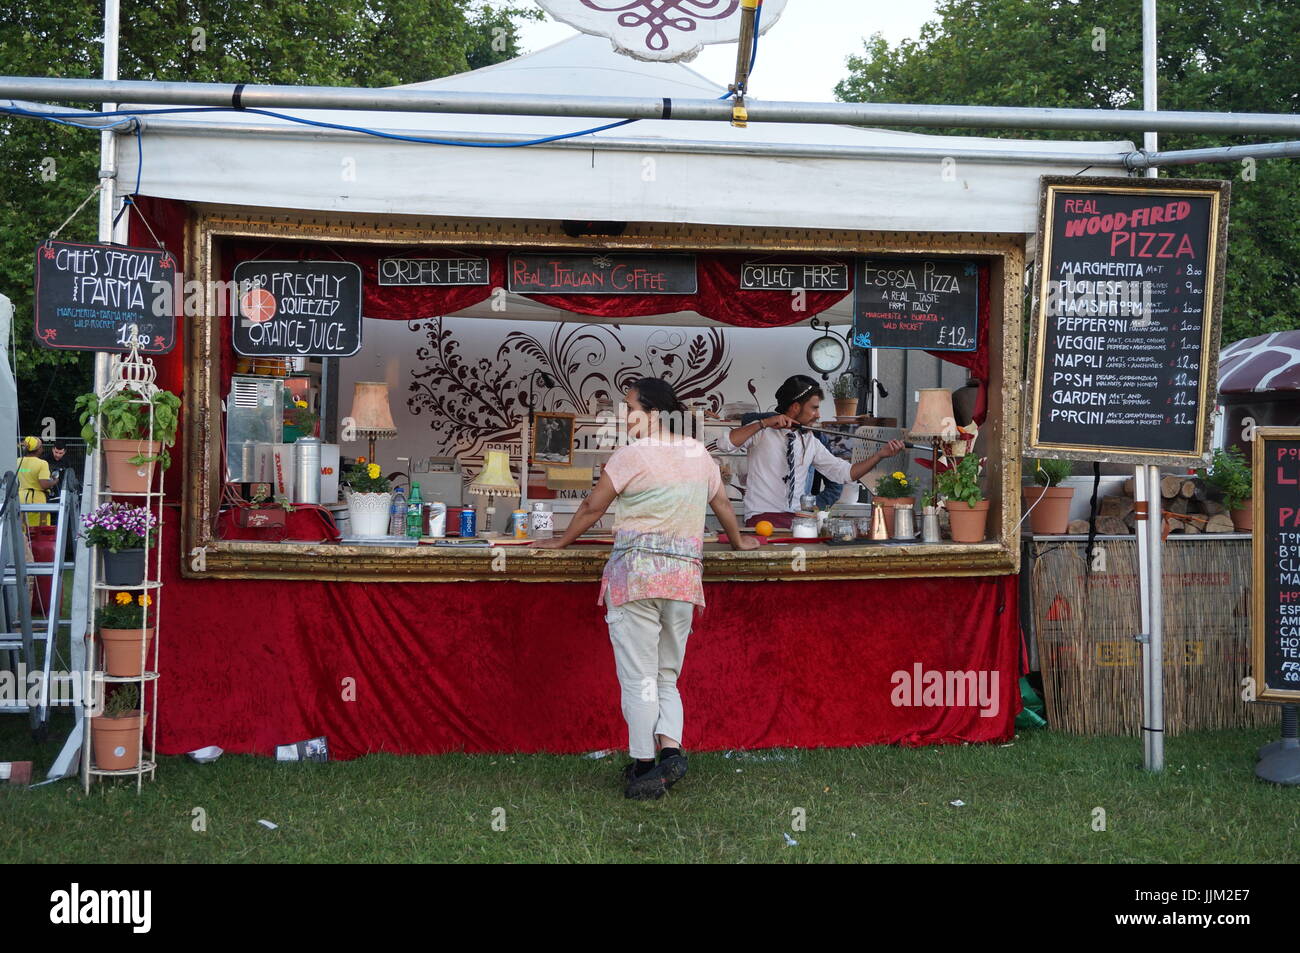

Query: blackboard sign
<box><xmin>507</xmin><ymin>254</ymin><xmax>696</xmax><ymax>294</ymax></box>
<box><xmin>377</xmin><ymin>257</ymin><xmax>489</xmax><ymax>286</ymax></box>
<box><xmin>1025</xmin><ymin>176</ymin><xmax>1230</xmax><ymax>466</ymax></box>
<box><xmin>1253</xmin><ymin>429</ymin><xmax>1300</xmax><ymax>703</ymax></box>
<box><xmin>740</xmin><ymin>261</ymin><xmax>848</xmax><ymax>291</ymax></box>
<box><xmin>33</xmin><ymin>241</ymin><xmax>176</xmax><ymax>353</ymax></box>
<box><xmin>851</xmin><ymin>257</ymin><xmax>979</xmax><ymax>351</ymax></box>
<box><xmin>232</xmin><ymin>260</ymin><xmax>363</xmax><ymax>358</ymax></box>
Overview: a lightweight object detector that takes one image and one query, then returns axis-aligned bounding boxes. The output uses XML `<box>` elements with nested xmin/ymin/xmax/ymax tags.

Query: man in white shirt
<box><xmin>728</xmin><ymin>375</ymin><xmax>906</xmax><ymax>528</ymax></box>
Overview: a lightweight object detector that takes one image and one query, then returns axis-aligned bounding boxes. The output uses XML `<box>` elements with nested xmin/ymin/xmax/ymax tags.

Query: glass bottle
<box><xmin>406</xmin><ymin>482</ymin><xmax>424</xmax><ymax>538</ymax></box>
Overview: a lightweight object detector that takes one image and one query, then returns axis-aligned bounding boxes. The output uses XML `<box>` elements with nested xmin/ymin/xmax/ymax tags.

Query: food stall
<box><xmin>115</xmin><ymin>35</ymin><xmax>1137</xmax><ymax>758</ymax></box>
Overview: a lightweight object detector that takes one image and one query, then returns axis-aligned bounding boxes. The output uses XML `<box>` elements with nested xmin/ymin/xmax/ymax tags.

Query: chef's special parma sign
<box><xmin>232</xmin><ymin>260</ymin><xmax>363</xmax><ymax>358</ymax></box>
<box><xmin>33</xmin><ymin>241</ymin><xmax>177</xmax><ymax>353</ymax></box>
<box><xmin>1025</xmin><ymin>176</ymin><xmax>1230</xmax><ymax>466</ymax></box>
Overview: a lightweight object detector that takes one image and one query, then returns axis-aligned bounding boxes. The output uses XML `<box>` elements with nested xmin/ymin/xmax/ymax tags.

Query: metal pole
<box><xmin>6</xmin><ymin>75</ymin><xmax>1300</xmax><ymax>136</ymax></box>
<box><xmin>82</xmin><ymin>0</ymin><xmax>119</xmax><ymax>793</ymax></box>
<box><xmin>1139</xmin><ymin>0</ymin><xmax>1166</xmax><ymax>774</ymax></box>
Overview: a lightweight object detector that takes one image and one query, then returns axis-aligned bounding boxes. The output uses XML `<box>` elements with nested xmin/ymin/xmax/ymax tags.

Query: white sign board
<box><xmin>537</xmin><ymin>0</ymin><xmax>789</xmax><ymax>62</ymax></box>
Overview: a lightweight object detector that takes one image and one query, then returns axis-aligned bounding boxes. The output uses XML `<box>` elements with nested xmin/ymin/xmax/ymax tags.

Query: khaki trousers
<box><xmin>604</xmin><ymin>596</ymin><xmax>694</xmax><ymax>760</ymax></box>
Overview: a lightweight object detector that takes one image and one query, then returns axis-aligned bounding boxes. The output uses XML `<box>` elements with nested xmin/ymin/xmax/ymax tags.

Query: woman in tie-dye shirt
<box><xmin>535</xmin><ymin>378</ymin><xmax>757</xmax><ymax>799</ymax></box>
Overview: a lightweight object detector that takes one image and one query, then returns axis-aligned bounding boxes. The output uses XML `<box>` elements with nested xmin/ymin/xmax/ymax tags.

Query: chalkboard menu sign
<box><xmin>33</xmin><ymin>241</ymin><xmax>177</xmax><ymax>353</ymax></box>
<box><xmin>1025</xmin><ymin>176</ymin><xmax>1230</xmax><ymax>466</ymax></box>
<box><xmin>232</xmin><ymin>260</ymin><xmax>363</xmax><ymax>358</ymax></box>
<box><xmin>377</xmin><ymin>257</ymin><xmax>489</xmax><ymax>286</ymax></box>
<box><xmin>1253</xmin><ymin>429</ymin><xmax>1300</xmax><ymax>703</ymax></box>
<box><xmin>740</xmin><ymin>261</ymin><xmax>848</xmax><ymax>291</ymax></box>
<box><xmin>508</xmin><ymin>254</ymin><xmax>696</xmax><ymax>294</ymax></box>
<box><xmin>851</xmin><ymin>256</ymin><xmax>979</xmax><ymax>351</ymax></box>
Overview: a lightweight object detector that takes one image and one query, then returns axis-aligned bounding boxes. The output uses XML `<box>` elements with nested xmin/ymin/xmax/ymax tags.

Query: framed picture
<box><xmin>532</xmin><ymin>412</ymin><xmax>575</xmax><ymax>467</ymax></box>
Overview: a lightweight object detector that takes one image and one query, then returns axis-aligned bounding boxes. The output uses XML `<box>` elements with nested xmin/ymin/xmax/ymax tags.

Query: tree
<box><xmin>835</xmin><ymin>0</ymin><xmax>1300</xmax><ymax>347</ymax></box>
<box><xmin>0</xmin><ymin>0</ymin><xmax>537</xmax><ymax>440</ymax></box>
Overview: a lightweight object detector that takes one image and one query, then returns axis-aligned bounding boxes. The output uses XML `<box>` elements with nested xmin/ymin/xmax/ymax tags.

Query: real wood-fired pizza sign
<box><xmin>1025</xmin><ymin>176</ymin><xmax>1230</xmax><ymax>466</ymax></box>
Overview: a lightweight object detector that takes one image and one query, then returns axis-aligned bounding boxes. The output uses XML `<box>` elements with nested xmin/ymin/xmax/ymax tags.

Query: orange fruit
<box><xmin>754</xmin><ymin>520</ymin><xmax>774</xmax><ymax>537</ymax></box>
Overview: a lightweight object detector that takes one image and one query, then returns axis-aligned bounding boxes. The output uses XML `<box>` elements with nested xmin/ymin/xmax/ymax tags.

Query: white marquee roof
<box><xmin>119</xmin><ymin>34</ymin><xmax>1134</xmax><ymax>233</ymax></box>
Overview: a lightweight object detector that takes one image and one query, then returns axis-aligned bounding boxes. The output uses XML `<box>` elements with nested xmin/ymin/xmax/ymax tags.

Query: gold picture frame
<box><xmin>531</xmin><ymin>412</ymin><xmax>576</xmax><ymax>467</ymax></box>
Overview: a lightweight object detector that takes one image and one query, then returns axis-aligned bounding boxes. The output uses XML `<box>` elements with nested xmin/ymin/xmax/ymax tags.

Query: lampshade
<box><xmin>907</xmin><ymin>388</ymin><xmax>957</xmax><ymax>441</ymax></box>
<box><xmin>348</xmin><ymin>381</ymin><xmax>396</xmax><ymax>437</ymax></box>
<box><xmin>468</xmin><ymin>450</ymin><xmax>519</xmax><ymax>496</ymax></box>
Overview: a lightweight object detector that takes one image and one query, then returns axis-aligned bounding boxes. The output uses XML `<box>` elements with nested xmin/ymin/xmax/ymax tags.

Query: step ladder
<box><xmin>0</xmin><ymin>469</ymin><xmax>82</xmax><ymax>742</ymax></box>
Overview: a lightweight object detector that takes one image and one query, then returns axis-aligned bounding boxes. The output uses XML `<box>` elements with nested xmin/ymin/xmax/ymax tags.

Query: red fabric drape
<box><xmin>151</xmin><ymin>526</ymin><xmax>1021</xmax><ymax>758</ymax></box>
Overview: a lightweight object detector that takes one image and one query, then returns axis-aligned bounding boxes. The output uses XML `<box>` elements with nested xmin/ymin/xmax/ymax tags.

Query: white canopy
<box><xmin>120</xmin><ymin>33</ymin><xmax>1134</xmax><ymax>233</ymax></box>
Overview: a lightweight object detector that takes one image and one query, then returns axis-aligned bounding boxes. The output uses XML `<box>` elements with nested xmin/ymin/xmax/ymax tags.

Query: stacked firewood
<box><xmin>1065</xmin><ymin>475</ymin><xmax>1237</xmax><ymax>535</ymax></box>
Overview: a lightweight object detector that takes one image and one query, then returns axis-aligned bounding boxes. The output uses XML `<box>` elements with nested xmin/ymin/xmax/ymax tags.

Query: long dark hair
<box><xmin>775</xmin><ymin>374</ymin><xmax>823</xmax><ymax>413</ymax></box>
<box><xmin>628</xmin><ymin>377</ymin><xmax>691</xmax><ymax>436</ymax></box>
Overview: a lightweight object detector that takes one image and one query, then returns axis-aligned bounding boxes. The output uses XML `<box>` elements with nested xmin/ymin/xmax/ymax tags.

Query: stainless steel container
<box><xmin>922</xmin><ymin>506</ymin><xmax>942</xmax><ymax>543</ymax></box>
<box><xmin>891</xmin><ymin>503</ymin><xmax>915</xmax><ymax>540</ymax></box>
<box><xmin>294</xmin><ymin>438</ymin><xmax>322</xmax><ymax>504</ymax></box>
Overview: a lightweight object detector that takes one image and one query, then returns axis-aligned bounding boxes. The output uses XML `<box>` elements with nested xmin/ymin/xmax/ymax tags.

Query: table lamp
<box><xmin>348</xmin><ymin>381</ymin><xmax>397</xmax><ymax>466</ymax></box>
<box><xmin>906</xmin><ymin>388</ymin><xmax>957</xmax><ymax>503</ymax></box>
<box><xmin>468</xmin><ymin>450</ymin><xmax>519</xmax><ymax>537</ymax></box>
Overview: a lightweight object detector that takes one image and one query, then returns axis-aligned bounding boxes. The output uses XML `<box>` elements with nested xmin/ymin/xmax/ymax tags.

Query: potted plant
<box><xmin>82</xmin><ymin>502</ymin><xmax>158</xmax><ymax>586</ymax></box>
<box><xmin>283</xmin><ymin>393</ymin><xmax>319</xmax><ymax>442</ymax></box>
<box><xmin>937</xmin><ymin>452</ymin><xmax>989</xmax><ymax>543</ymax></box>
<box><xmin>342</xmin><ymin>458</ymin><xmax>393</xmax><ymax>537</ymax></box>
<box><xmin>873</xmin><ymin>470</ymin><xmax>914</xmax><ymax>537</ymax></box>
<box><xmin>1023</xmin><ymin>458</ymin><xmax>1074</xmax><ymax>535</ymax></box>
<box><xmin>1198</xmin><ymin>446</ymin><xmax>1253</xmax><ymax>531</ymax></box>
<box><xmin>831</xmin><ymin>374</ymin><xmax>858</xmax><ymax>419</ymax></box>
<box><xmin>76</xmin><ymin>387</ymin><xmax>181</xmax><ymax>492</ymax></box>
<box><xmin>92</xmin><ymin>683</ymin><xmax>147</xmax><ymax>771</ymax></box>
<box><xmin>97</xmin><ymin>592</ymin><xmax>154</xmax><ymax>678</ymax></box>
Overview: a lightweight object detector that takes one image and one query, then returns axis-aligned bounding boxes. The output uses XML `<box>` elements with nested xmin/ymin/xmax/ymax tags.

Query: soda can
<box><xmin>459</xmin><ymin>505</ymin><xmax>477</xmax><ymax>538</ymax></box>
<box><xmin>510</xmin><ymin>509</ymin><xmax>528</xmax><ymax>539</ymax></box>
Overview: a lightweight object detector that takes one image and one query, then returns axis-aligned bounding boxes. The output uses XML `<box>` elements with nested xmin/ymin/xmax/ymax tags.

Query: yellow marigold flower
<box><xmin>114</xmin><ymin>592</ymin><xmax>132</xmax><ymax>605</ymax></box>
<box><xmin>137</xmin><ymin>594</ymin><xmax>152</xmax><ymax>607</ymax></box>
<box><xmin>295</xmin><ymin>399</ymin><xmax>308</xmax><ymax>408</ymax></box>
<box><xmin>892</xmin><ymin>471</ymin><xmax>905</xmax><ymax>480</ymax></box>
<box><xmin>899</xmin><ymin>479</ymin><xmax>909</xmax><ymax>486</ymax></box>
<box><xmin>367</xmin><ymin>463</ymin><xmax>381</xmax><ymax>479</ymax></box>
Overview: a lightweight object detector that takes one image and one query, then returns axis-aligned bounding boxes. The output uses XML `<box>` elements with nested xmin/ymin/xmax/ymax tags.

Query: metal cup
<box><xmin>892</xmin><ymin>503</ymin><xmax>915</xmax><ymax>540</ymax></box>
<box><xmin>922</xmin><ymin>506</ymin><xmax>942</xmax><ymax>543</ymax></box>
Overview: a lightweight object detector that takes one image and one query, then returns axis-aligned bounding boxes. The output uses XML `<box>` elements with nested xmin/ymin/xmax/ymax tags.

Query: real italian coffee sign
<box><xmin>33</xmin><ymin>241</ymin><xmax>176</xmax><ymax>353</ymax></box>
<box><xmin>1253</xmin><ymin>429</ymin><xmax>1300</xmax><ymax>702</ymax></box>
<box><xmin>1025</xmin><ymin>176</ymin><xmax>1230</xmax><ymax>466</ymax></box>
<box><xmin>232</xmin><ymin>260</ymin><xmax>363</xmax><ymax>357</ymax></box>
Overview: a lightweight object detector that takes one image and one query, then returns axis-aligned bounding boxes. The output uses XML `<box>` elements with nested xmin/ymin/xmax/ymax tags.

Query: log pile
<box><xmin>1066</xmin><ymin>475</ymin><xmax>1236</xmax><ymax>535</ymax></box>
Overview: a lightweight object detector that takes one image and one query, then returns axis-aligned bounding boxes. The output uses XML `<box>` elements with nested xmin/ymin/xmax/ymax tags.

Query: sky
<box><xmin>505</xmin><ymin>0</ymin><xmax>940</xmax><ymax>103</ymax></box>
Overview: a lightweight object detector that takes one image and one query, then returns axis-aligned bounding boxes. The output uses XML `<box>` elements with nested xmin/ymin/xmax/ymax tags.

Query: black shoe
<box><xmin>623</xmin><ymin>760</ymin><xmax>667</xmax><ymax>800</ymax></box>
<box><xmin>657</xmin><ymin>753</ymin><xmax>688</xmax><ymax>789</ymax></box>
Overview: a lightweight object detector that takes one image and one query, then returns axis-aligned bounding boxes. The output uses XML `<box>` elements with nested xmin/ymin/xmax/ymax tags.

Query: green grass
<box><xmin>0</xmin><ymin>714</ymin><xmax>1295</xmax><ymax>863</ymax></box>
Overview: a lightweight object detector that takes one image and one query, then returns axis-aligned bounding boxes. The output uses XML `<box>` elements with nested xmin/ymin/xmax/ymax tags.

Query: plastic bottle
<box><xmin>530</xmin><ymin>500</ymin><xmax>554</xmax><ymax>539</ymax></box>
<box><xmin>389</xmin><ymin>485</ymin><xmax>406</xmax><ymax>536</ymax></box>
<box><xmin>406</xmin><ymin>482</ymin><xmax>424</xmax><ymax>538</ymax></box>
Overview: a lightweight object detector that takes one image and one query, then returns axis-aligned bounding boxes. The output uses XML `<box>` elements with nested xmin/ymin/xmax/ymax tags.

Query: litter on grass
<box><xmin>257</xmin><ymin>819</ymin><xmax>278</xmax><ymax>830</ymax></box>
<box><xmin>723</xmin><ymin>749</ymin><xmax>798</xmax><ymax>762</ymax></box>
<box><xmin>949</xmin><ymin>800</ymin><xmax>966</xmax><ymax>808</ymax></box>
<box><xmin>583</xmin><ymin>749</ymin><xmax>616</xmax><ymax>759</ymax></box>
<box><xmin>783</xmin><ymin>833</ymin><xmax>798</xmax><ymax>847</ymax></box>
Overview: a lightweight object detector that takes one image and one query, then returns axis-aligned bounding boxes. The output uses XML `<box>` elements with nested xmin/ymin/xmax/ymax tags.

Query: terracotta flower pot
<box><xmin>92</xmin><ymin>710</ymin><xmax>149</xmax><ymax>771</ymax></box>
<box><xmin>1231</xmin><ymin>500</ymin><xmax>1253</xmax><ymax>532</ymax></box>
<box><xmin>947</xmin><ymin>500</ymin><xmax>990</xmax><ymax>543</ymax></box>
<box><xmin>1023</xmin><ymin>485</ymin><xmax>1075</xmax><ymax>535</ymax></box>
<box><xmin>99</xmin><ymin>627</ymin><xmax>155</xmax><ymax>677</ymax></box>
<box><xmin>876</xmin><ymin>497</ymin><xmax>915</xmax><ymax>537</ymax></box>
<box><xmin>102</xmin><ymin>438</ymin><xmax>159</xmax><ymax>493</ymax></box>
<box><xmin>833</xmin><ymin>398</ymin><xmax>859</xmax><ymax>419</ymax></box>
